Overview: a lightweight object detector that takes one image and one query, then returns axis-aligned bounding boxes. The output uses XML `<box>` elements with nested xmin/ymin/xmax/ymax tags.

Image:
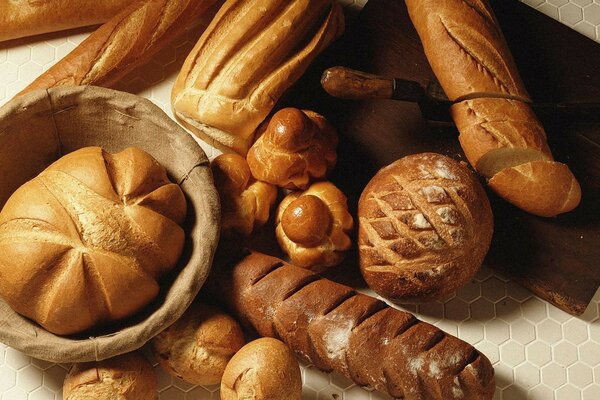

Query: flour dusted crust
<box><xmin>247</xmin><ymin>108</ymin><xmax>338</xmax><ymax>190</ymax></box>
<box><xmin>358</xmin><ymin>153</ymin><xmax>493</xmax><ymax>302</ymax></box>
<box><xmin>151</xmin><ymin>302</ymin><xmax>245</xmax><ymax>385</ymax></box>
<box><xmin>220</xmin><ymin>338</ymin><xmax>302</xmax><ymax>400</ymax></box>
<box><xmin>63</xmin><ymin>352</ymin><xmax>156</xmax><ymax>400</ymax></box>
<box><xmin>211</xmin><ymin>153</ymin><xmax>277</xmax><ymax>237</ymax></box>
<box><xmin>171</xmin><ymin>0</ymin><xmax>344</xmax><ymax>155</ymax></box>
<box><xmin>0</xmin><ymin>147</ymin><xmax>186</xmax><ymax>335</ymax></box>
<box><xmin>275</xmin><ymin>181</ymin><xmax>353</xmax><ymax>271</ymax></box>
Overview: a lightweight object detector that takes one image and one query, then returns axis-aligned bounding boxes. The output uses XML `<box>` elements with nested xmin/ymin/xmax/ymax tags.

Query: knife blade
<box><xmin>321</xmin><ymin>66</ymin><xmax>600</xmax><ymax>124</ymax></box>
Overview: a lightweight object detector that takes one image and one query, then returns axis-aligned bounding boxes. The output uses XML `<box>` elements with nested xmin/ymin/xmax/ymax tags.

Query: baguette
<box><xmin>0</xmin><ymin>0</ymin><xmax>135</xmax><ymax>42</ymax></box>
<box><xmin>171</xmin><ymin>0</ymin><xmax>344</xmax><ymax>155</ymax></box>
<box><xmin>17</xmin><ymin>0</ymin><xmax>221</xmax><ymax>96</ymax></box>
<box><xmin>405</xmin><ymin>0</ymin><xmax>581</xmax><ymax>217</ymax></box>
<box><xmin>210</xmin><ymin>251</ymin><xmax>495</xmax><ymax>400</ymax></box>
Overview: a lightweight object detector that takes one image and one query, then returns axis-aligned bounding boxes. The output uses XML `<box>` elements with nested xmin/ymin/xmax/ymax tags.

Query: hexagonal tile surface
<box><xmin>1</xmin><ymin>3</ymin><xmax>600</xmax><ymax>400</ymax></box>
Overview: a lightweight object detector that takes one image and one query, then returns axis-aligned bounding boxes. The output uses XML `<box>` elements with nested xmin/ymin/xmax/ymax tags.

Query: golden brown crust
<box><xmin>247</xmin><ymin>108</ymin><xmax>338</xmax><ymax>190</ymax></box>
<box><xmin>18</xmin><ymin>0</ymin><xmax>219</xmax><ymax>96</ymax></box>
<box><xmin>211</xmin><ymin>252</ymin><xmax>495</xmax><ymax>400</ymax></box>
<box><xmin>405</xmin><ymin>0</ymin><xmax>529</xmax><ymax>101</ymax></box>
<box><xmin>0</xmin><ymin>147</ymin><xmax>186</xmax><ymax>335</ymax></box>
<box><xmin>171</xmin><ymin>0</ymin><xmax>344</xmax><ymax>155</ymax></box>
<box><xmin>0</xmin><ymin>0</ymin><xmax>134</xmax><ymax>42</ymax></box>
<box><xmin>275</xmin><ymin>182</ymin><xmax>353</xmax><ymax>271</ymax></box>
<box><xmin>63</xmin><ymin>352</ymin><xmax>157</xmax><ymax>400</ymax></box>
<box><xmin>358</xmin><ymin>153</ymin><xmax>493</xmax><ymax>302</ymax></box>
<box><xmin>211</xmin><ymin>154</ymin><xmax>277</xmax><ymax>237</ymax></box>
<box><xmin>151</xmin><ymin>302</ymin><xmax>245</xmax><ymax>385</ymax></box>
<box><xmin>220</xmin><ymin>337</ymin><xmax>302</xmax><ymax>400</ymax></box>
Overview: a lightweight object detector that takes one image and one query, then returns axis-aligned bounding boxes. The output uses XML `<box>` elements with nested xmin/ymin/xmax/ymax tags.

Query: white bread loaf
<box><xmin>0</xmin><ymin>147</ymin><xmax>186</xmax><ymax>335</ymax></box>
<box><xmin>405</xmin><ymin>0</ymin><xmax>581</xmax><ymax>217</ymax></box>
<box><xmin>172</xmin><ymin>0</ymin><xmax>344</xmax><ymax>155</ymax></box>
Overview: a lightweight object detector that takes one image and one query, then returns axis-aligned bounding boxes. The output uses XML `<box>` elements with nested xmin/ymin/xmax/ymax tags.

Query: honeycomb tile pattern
<box><xmin>0</xmin><ymin>1</ymin><xmax>599</xmax><ymax>399</ymax></box>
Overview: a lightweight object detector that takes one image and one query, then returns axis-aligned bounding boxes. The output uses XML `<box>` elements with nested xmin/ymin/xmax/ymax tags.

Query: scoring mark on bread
<box><xmin>250</xmin><ymin>260</ymin><xmax>285</xmax><ymax>286</ymax></box>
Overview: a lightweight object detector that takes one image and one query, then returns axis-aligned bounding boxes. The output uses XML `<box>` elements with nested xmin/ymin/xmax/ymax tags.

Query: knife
<box><xmin>321</xmin><ymin>66</ymin><xmax>600</xmax><ymax>124</ymax></box>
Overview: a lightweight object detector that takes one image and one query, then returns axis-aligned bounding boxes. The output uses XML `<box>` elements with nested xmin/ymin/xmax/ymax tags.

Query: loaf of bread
<box><xmin>210</xmin><ymin>251</ymin><xmax>496</xmax><ymax>400</ymax></box>
<box><xmin>405</xmin><ymin>0</ymin><xmax>581</xmax><ymax>217</ymax></box>
<box><xmin>358</xmin><ymin>153</ymin><xmax>493</xmax><ymax>302</ymax></box>
<box><xmin>63</xmin><ymin>352</ymin><xmax>156</xmax><ymax>400</ymax></box>
<box><xmin>211</xmin><ymin>153</ymin><xmax>277</xmax><ymax>237</ymax></box>
<box><xmin>275</xmin><ymin>182</ymin><xmax>353</xmax><ymax>271</ymax></box>
<box><xmin>0</xmin><ymin>0</ymin><xmax>134</xmax><ymax>42</ymax></box>
<box><xmin>247</xmin><ymin>108</ymin><xmax>338</xmax><ymax>190</ymax></box>
<box><xmin>151</xmin><ymin>302</ymin><xmax>245</xmax><ymax>385</ymax></box>
<box><xmin>17</xmin><ymin>0</ymin><xmax>220</xmax><ymax>96</ymax></box>
<box><xmin>0</xmin><ymin>147</ymin><xmax>186</xmax><ymax>335</ymax></box>
<box><xmin>221</xmin><ymin>338</ymin><xmax>302</xmax><ymax>400</ymax></box>
<box><xmin>172</xmin><ymin>0</ymin><xmax>344</xmax><ymax>155</ymax></box>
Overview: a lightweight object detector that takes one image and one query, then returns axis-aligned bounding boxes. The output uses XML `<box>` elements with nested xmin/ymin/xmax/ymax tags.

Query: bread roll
<box><xmin>210</xmin><ymin>252</ymin><xmax>495</xmax><ymax>400</ymax></box>
<box><xmin>211</xmin><ymin>154</ymin><xmax>277</xmax><ymax>237</ymax></box>
<box><xmin>0</xmin><ymin>0</ymin><xmax>134</xmax><ymax>42</ymax></box>
<box><xmin>63</xmin><ymin>352</ymin><xmax>156</xmax><ymax>400</ymax></box>
<box><xmin>405</xmin><ymin>0</ymin><xmax>581</xmax><ymax>217</ymax></box>
<box><xmin>220</xmin><ymin>338</ymin><xmax>302</xmax><ymax>400</ymax></box>
<box><xmin>172</xmin><ymin>0</ymin><xmax>344</xmax><ymax>155</ymax></box>
<box><xmin>0</xmin><ymin>147</ymin><xmax>186</xmax><ymax>335</ymax></box>
<box><xmin>151</xmin><ymin>302</ymin><xmax>245</xmax><ymax>385</ymax></box>
<box><xmin>18</xmin><ymin>0</ymin><xmax>220</xmax><ymax>96</ymax></box>
<box><xmin>358</xmin><ymin>153</ymin><xmax>493</xmax><ymax>302</ymax></box>
<box><xmin>276</xmin><ymin>182</ymin><xmax>353</xmax><ymax>271</ymax></box>
<box><xmin>247</xmin><ymin>108</ymin><xmax>338</xmax><ymax>190</ymax></box>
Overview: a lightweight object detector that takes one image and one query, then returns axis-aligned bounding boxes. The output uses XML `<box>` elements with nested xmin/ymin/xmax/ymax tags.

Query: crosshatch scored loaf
<box><xmin>358</xmin><ymin>153</ymin><xmax>493</xmax><ymax>302</ymax></box>
<box><xmin>0</xmin><ymin>147</ymin><xmax>186</xmax><ymax>335</ymax></box>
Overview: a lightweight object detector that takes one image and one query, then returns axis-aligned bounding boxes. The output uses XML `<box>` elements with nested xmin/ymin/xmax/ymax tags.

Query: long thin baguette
<box><xmin>0</xmin><ymin>0</ymin><xmax>135</xmax><ymax>42</ymax></box>
<box><xmin>17</xmin><ymin>0</ymin><xmax>222</xmax><ymax>96</ymax></box>
<box><xmin>209</xmin><ymin>251</ymin><xmax>495</xmax><ymax>400</ymax></box>
<box><xmin>405</xmin><ymin>0</ymin><xmax>581</xmax><ymax>217</ymax></box>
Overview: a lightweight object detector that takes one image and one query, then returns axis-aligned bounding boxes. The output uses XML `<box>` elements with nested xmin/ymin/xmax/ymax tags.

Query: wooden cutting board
<box><xmin>283</xmin><ymin>0</ymin><xmax>600</xmax><ymax>315</ymax></box>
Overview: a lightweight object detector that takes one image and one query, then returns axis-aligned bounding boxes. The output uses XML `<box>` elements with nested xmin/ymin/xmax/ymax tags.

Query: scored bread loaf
<box><xmin>210</xmin><ymin>251</ymin><xmax>495</xmax><ymax>400</ymax></box>
<box><xmin>0</xmin><ymin>147</ymin><xmax>186</xmax><ymax>335</ymax></box>
<box><xmin>17</xmin><ymin>0</ymin><xmax>221</xmax><ymax>96</ymax></box>
<box><xmin>405</xmin><ymin>0</ymin><xmax>581</xmax><ymax>217</ymax></box>
<box><xmin>0</xmin><ymin>0</ymin><xmax>134</xmax><ymax>42</ymax></box>
<box><xmin>172</xmin><ymin>0</ymin><xmax>344</xmax><ymax>155</ymax></box>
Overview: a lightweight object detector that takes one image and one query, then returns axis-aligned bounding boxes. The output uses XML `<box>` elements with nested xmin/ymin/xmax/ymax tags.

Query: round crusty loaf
<box><xmin>0</xmin><ymin>146</ymin><xmax>186</xmax><ymax>335</ymax></box>
<box><xmin>358</xmin><ymin>153</ymin><xmax>493</xmax><ymax>302</ymax></box>
<box><xmin>220</xmin><ymin>338</ymin><xmax>302</xmax><ymax>400</ymax></box>
<box><xmin>63</xmin><ymin>352</ymin><xmax>156</xmax><ymax>400</ymax></box>
<box><xmin>151</xmin><ymin>302</ymin><xmax>245</xmax><ymax>385</ymax></box>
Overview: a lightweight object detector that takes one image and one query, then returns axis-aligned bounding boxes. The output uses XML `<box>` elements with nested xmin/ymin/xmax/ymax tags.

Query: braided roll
<box><xmin>211</xmin><ymin>251</ymin><xmax>495</xmax><ymax>400</ymax></box>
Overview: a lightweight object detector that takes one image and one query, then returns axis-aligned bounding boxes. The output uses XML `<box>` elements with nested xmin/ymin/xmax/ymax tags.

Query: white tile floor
<box><xmin>0</xmin><ymin>1</ymin><xmax>599</xmax><ymax>399</ymax></box>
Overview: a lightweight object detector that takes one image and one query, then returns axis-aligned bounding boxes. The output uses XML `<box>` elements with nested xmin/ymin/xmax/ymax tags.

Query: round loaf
<box><xmin>276</xmin><ymin>181</ymin><xmax>353</xmax><ymax>271</ymax></box>
<box><xmin>151</xmin><ymin>302</ymin><xmax>245</xmax><ymax>385</ymax></box>
<box><xmin>220</xmin><ymin>338</ymin><xmax>302</xmax><ymax>400</ymax></box>
<box><xmin>358</xmin><ymin>153</ymin><xmax>493</xmax><ymax>302</ymax></box>
<box><xmin>0</xmin><ymin>146</ymin><xmax>186</xmax><ymax>335</ymax></box>
<box><xmin>63</xmin><ymin>352</ymin><xmax>156</xmax><ymax>400</ymax></box>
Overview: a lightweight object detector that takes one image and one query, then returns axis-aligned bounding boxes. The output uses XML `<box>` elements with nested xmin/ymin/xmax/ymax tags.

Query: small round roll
<box><xmin>63</xmin><ymin>352</ymin><xmax>156</xmax><ymax>400</ymax></box>
<box><xmin>151</xmin><ymin>302</ymin><xmax>245</xmax><ymax>385</ymax></box>
<box><xmin>275</xmin><ymin>181</ymin><xmax>353</xmax><ymax>271</ymax></box>
<box><xmin>220</xmin><ymin>338</ymin><xmax>302</xmax><ymax>400</ymax></box>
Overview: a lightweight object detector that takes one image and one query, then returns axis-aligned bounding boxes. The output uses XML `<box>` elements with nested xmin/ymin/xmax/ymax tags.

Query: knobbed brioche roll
<box><xmin>358</xmin><ymin>153</ymin><xmax>493</xmax><ymax>302</ymax></box>
<box><xmin>63</xmin><ymin>352</ymin><xmax>156</xmax><ymax>400</ymax></box>
<box><xmin>220</xmin><ymin>338</ymin><xmax>302</xmax><ymax>400</ymax></box>
<box><xmin>0</xmin><ymin>147</ymin><xmax>186</xmax><ymax>335</ymax></box>
<box><xmin>276</xmin><ymin>182</ymin><xmax>353</xmax><ymax>271</ymax></box>
<box><xmin>404</xmin><ymin>0</ymin><xmax>581</xmax><ymax>217</ymax></box>
<box><xmin>151</xmin><ymin>302</ymin><xmax>245</xmax><ymax>385</ymax></box>
<box><xmin>247</xmin><ymin>108</ymin><xmax>338</xmax><ymax>190</ymax></box>
<box><xmin>211</xmin><ymin>154</ymin><xmax>277</xmax><ymax>237</ymax></box>
<box><xmin>172</xmin><ymin>0</ymin><xmax>344</xmax><ymax>155</ymax></box>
